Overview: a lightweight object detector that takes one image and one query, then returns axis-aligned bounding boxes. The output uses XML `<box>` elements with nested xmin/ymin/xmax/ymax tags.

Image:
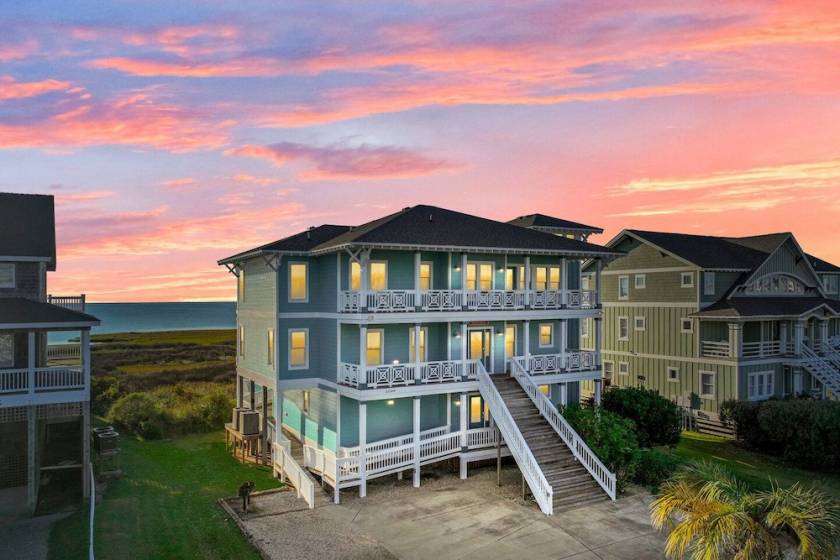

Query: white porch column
<box><xmin>27</xmin><ymin>331</ymin><xmax>35</xmax><ymax>395</ymax></box>
<box><xmin>559</xmin><ymin>383</ymin><xmax>568</xmax><ymax>407</ymax></box>
<box><xmin>335</xmin><ymin>393</ymin><xmax>341</xmax><ymax>452</ymax></box>
<box><xmin>360</xmin><ymin>251</ymin><xmax>370</xmax><ymax>311</ymax></box>
<box><xmin>559</xmin><ymin>319</ymin><xmax>568</xmax><ymax>370</ymax></box>
<box><xmin>359</xmin><ymin>325</ymin><xmax>368</xmax><ymax>389</ymax></box>
<box><xmin>595</xmin><ymin>259</ymin><xmax>603</xmax><ymax>307</ymax></box>
<box><xmin>594</xmin><ymin>379</ymin><xmax>602</xmax><ymax>405</ymax></box>
<box><xmin>413</xmin><ymin>396</ymin><xmax>421</xmax><ymax>487</ymax></box>
<box><xmin>81</xmin><ymin>329</ymin><xmax>91</xmax><ymax>398</ymax></box>
<box><xmin>82</xmin><ymin>404</ymin><xmax>90</xmax><ymax>499</ymax></box>
<box><xmin>446</xmin><ymin>393</ymin><xmax>451</xmax><ymax>430</ymax></box>
<box><xmin>561</xmin><ymin>257</ymin><xmax>568</xmax><ymax>307</ymax></box>
<box><xmin>820</xmin><ymin>320</ymin><xmax>829</xmax><ymax>353</ymax></box>
<box><xmin>594</xmin><ymin>317</ymin><xmax>603</xmax><ymax>367</ymax></box>
<box><xmin>728</xmin><ymin>323</ymin><xmax>742</xmax><ymax>359</ymax></box>
<box><xmin>359</xmin><ymin>402</ymin><xmax>367</xmax><ymax>497</ymax></box>
<box><xmin>460</xmin><ymin>322</ymin><xmax>468</xmax><ymax>380</ymax></box>
<box><xmin>460</xmin><ymin>253</ymin><xmax>468</xmax><ymax>309</ymax></box>
<box><xmin>414</xmin><ymin>251</ymin><xmax>422</xmax><ymax>310</ymax></box>
<box><xmin>27</xmin><ymin>405</ymin><xmax>36</xmax><ymax>512</ymax></box>
<box><xmin>414</xmin><ymin>323</ymin><xmax>422</xmax><ymax>384</ymax></box>
<box><xmin>524</xmin><ymin>256</ymin><xmax>531</xmax><ymax>307</ymax></box>
<box><xmin>794</xmin><ymin>321</ymin><xmax>805</xmax><ymax>356</ymax></box>
<box><xmin>459</xmin><ymin>392</ymin><xmax>468</xmax><ymax>478</ymax></box>
<box><xmin>780</xmin><ymin>322</ymin><xmax>788</xmax><ymax>354</ymax></box>
<box><xmin>446</xmin><ymin>321</ymin><xmax>452</xmax><ymax>360</ymax></box>
<box><xmin>523</xmin><ymin>320</ymin><xmax>530</xmax><ymax>369</ymax></box>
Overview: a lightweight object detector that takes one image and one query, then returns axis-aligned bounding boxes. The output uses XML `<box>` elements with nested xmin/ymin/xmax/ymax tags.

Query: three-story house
<box><xmin>583</xmin><ymin>230</ymin><xmax>840</xmax><ymax>431</ymax></box>
<box><xmin>0</xmin><ymin>193</ymin><xmax>98</xmax><ymax>516</ymax></box>
<box><xmin>219</xmin><ymin>206</ymin><xmax>622</xmax><ymax>514</ymax></box>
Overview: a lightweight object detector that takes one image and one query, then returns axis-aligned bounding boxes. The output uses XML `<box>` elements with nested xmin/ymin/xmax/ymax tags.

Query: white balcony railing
<box><xmin>742</xmin><ymin>340</ymin><xmax>785</xmax><ymax>359</ymax></box>
<box><xmin>701</xmin><ymin>340</ymin><xmax>730</xmax><ymax>358</ymax></box>
<box><xmin>339</xmin><ymin>289</ymin><xmax>598</xmax><ymax>313</ymax></box>
<box><xmin>47</xmin><ymin>344</ymin><xmax>81</xmax><ymax>363</ymax></box>
<box><xmin>513</xmin><ymin>351</ymin><xmax>597</xmax><ymax>375</ymax></box>
<box><xmin>48</xmin><ymin>294</ymin><xmax>86</xmax><ymax>313</ymax></box>
<box><xmin>338</xmin><ymin>359</ymin><xmax>479</xmax><ymax>389</ymax></box>
<box><xmin>0</xmin><ymin>367</ymin><xmax>84</xmax><ymax>394</ymax></box>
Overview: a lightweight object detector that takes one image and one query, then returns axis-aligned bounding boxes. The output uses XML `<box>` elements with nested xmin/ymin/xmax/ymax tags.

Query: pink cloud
<box><xmin>0</xmin><ymin>91</ymin><xmax>233</xmax><ymax>152</ymax></box>
<box><xmin>230</xmin><ymin>173</ymin><xmax>279</xmax><ymax>186</ymax></box>
<box><xmin>226</xmin><ymin>142</ymin><xmax>460</xmax><ymax>181</ymax></box>
<box><xmin>0</xmin><ymin>39</ymin><xmax>38</xmax><ymax>62</ymax></box>
<box><xmin>0</xmin><ymin>76</ymin><xmax>71</xmax><ymax>101</ymax></box>
<box><xmin>162</xmin><ymin>177</ymin><xmax>198</xmax><ymax>189</ymax></box>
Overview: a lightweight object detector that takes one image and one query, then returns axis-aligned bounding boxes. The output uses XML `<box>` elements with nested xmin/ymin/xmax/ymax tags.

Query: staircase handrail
<box><xmin>800</xmin><ymin>345</ymin><xmax>840</xmax><ymax>395</ymax></box>
<box><xmin>511</xmin><ymin>359</ymin><xmax>617</xmax><ymax>500</ymax></box>
<box><xmin>476</xmin><ymin>363</ymin><xmax>554</xmax><ymax>515</ymax></box>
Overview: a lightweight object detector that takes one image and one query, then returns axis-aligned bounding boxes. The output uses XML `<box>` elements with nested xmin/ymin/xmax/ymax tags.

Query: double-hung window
<box><xmin>504</xmin><ymin>325</ymin><xmax>516</xmax><ymax>361</ymax></box>
<box><xmin>700</xmin><ymin>371</ymin><xmax>715</xmax><ymax>398</ymax></box>
<box><xmin>289</xmin><ymin>263</ymin><xmax>308</xmax><ymax>301</ymax></box>
<box><xmin>618</xmin><ymin>275</ymin><xmax>630</xmax><ymax>300</ymax></box>
<box><xmin>466</xmin><ymin>263</ymin><xmax>493</xmax><ymax>291</ymax></box>
<box><xmin>370</xmin><ymin>262</ymin><xmax>387</xmax><ymax>291</ymax></box>
<box><xmin>681</xmin><ymin>272</ymin><xmax>694</xmax><ymax>288</ymax></box>
<box><xmin>267</xmin><ymin>329</ymin><xmax>275</xmax><ymax>367</ymax></box>
<box><xmin>539</xmin><ymin>323</ymin><xmax>554</xmax><ymax>347</ymax></box>
<box><xmin>366</xmin><ymin>330</ymin><xmax>383</xmax><ymax>366</ymax></box>
<box><xmin>0</xmin><ymin>334</ymin><xmax>13</xmax><ymax>367</ymax></box>
<box><xmin>350</xmin><ymin>261</ymin><xmax>361</xmax><ymax>291</ymax></box>
<box><xmin>618</xmin><ymin>317</ymin><xmax>629</xmax><ymax>341</ymax></box>
<box><xmin>289</xmin><ymin>329</ymin><xmax>308</xmax><ymax>369</ymax></box>
<box><xmin>419</xmin><ymin>263</ymin><xmax>432</xmax><ymax>290</ymax></box>
<box><xmin>634</xmin><ymin>274</ymin><xmax>646</xmax><ymax>289</ymax></box>
<box><xmin>704</xmin><ymin>272</ymin><xmax>716</xmax><ymax>296</ymax></box>
<box><xmin>350</xmin><ymin>260</ymin><xmax>388</xmax><ymax>291</ymax></box>
<box><xmin>534</xmin><ymin>266</ymin><xmax>560</xmax><ymax>291</ymax></box>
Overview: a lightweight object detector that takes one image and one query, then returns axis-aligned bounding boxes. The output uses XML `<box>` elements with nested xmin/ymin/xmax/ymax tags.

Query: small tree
<box><xmin>651</xmin><ymin>462</ymin><xmax>840</xmax><ymax>560</ymax></box>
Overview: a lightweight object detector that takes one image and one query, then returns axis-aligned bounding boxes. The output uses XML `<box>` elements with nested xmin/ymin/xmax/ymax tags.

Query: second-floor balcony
<box><xmin>339</xmin><ymin>288</ymin><xmax>597</xmax><ymax>314</ymax></box>
<box><xmin>514</xmin><ymin>351</ymin><xmax>599</xmax><ymax>375</ymax></box>
<box><xmin>0</xmin><ymin>367</ymin><xmax>85</xmax><ymax>395</ymax></box>
<box><xmin>339</xmin><ymin>359</ymin><xmax>479</xmax><ymax>389</ymax></box>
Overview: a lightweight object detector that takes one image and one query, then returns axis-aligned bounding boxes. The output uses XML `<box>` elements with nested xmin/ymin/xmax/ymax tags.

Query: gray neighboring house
<box><xmin>0</xmin><ymin>192</ymin><xmax>99</xmax><ymax>517</ymax></box>
<box><xmin>582</xmin><ymin>230</ymin><xmax>840</xmax><ymax>427</ymax></box>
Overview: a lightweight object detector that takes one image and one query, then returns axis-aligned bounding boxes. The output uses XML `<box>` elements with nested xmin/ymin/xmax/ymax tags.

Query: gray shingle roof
<box><xmin>692</xmin><ymin>297</ymin><xmax>840</xmax><ymax>319</ymax></box>
<box><xmin>507</xmin><ymin>214</ymin><xmax>603</xmax><ymax>233</ymax></box>
<box><xmin>808</xmin><ymin>254</ymin><xmax>840</xmax><ymax>274</ymax></box>
<box><xmin>311</xmin><ymin>205</ymin><xmax>620</xmax><ymax>256</ymax></box>
<box><xmin>0</xmin><ymin>298</ymin><xmax>99</xmax><ymax>327</ymax></box>
<box><xmin>219</xmin><ymin>224</ymin><xmax>351</xmax><ymax>264</ymax></box>
<box><xmin>627</xmin><ymin>230</ymin><xmax>786</xmax><ymax>270</ymax></box>
<box><xmin>0</xmin><ymin>193</ymin><xmax>56</xmax><ymax>270</ymax></box>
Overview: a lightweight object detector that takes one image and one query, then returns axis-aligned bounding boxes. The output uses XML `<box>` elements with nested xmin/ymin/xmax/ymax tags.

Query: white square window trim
<box><xmin>538</xmin><ymin>323</ymin><xmax>554</xmax><ymax>348</ymax></box>
<box><xmin>681</xmin><ymin>318</ymin><xmax>693</xmax><ymax>333</ymax></box>
<box><xmin>288</xmin><ymin>262</ymin><xmax>309</xmax><ymax>302</ymax></box>
<box><xmin>618</xmin><ymin>361</ymin><xmax>629</xmax><ymax>376</ymax></box>
<box><xmin>667</xmin><ymin>367</ymin><xmax>679</xmax><ymax>382</ymax></box>
<box><xmin>700</xmin><ymin>371</ymin><xmax>715</xmax><ymax>398</ymax></box>
<box><xmin>635</xmin><ymin>274</ymin><xmax>646</xmax><ymax>289</ymax></box>
<box><xmin>618</xmin><ymin>275</ymin><xmax>630</xmax><ymax>300</ymax></box>
<box><xmin>704</xmin><ymin>272</ymin><xmax>716</xmax><ymax>296</ymax></box>
<box><xmin>681</xmin><ymin>272</ymin><xmax>694</xmax><ymax>288</ymax></box>
<box><xmin>634</xmin><ymin>316</ymin><xmax>646</xmax><ymax>331</ymax></box>
<box><xmin>288</xmin><ymin>329</ymin><xmax>309</xmax><ymax>369</ymax></box>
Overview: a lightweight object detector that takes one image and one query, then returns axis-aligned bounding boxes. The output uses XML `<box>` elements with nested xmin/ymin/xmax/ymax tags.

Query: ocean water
<box><xmin>49</xmin><ymin>302</ymin><xmax>236</xmax><ymax>343</ymax></box>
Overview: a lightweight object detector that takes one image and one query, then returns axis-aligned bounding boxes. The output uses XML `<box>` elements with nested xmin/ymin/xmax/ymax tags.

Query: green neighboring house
<box><xmin>582</xmin><ymin>230</ymin><xmax>840</xmax><ymax>424</ymax></box>
<box><xmin>218</xmin><ymin>206</ymin><xmax>623</xmax><ymax>514</ymax></box>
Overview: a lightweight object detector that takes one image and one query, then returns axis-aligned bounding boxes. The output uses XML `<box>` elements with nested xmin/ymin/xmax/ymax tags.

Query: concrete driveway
<box><xmin>230</xmin><ymin>463</ymin><xmax>666</xmax><ymax>560</ymax></box>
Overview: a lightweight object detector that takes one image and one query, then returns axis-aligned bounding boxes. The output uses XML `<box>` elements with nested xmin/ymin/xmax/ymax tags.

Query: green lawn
<box><xmin>49</xmin><ymin>432</ymin><xmax>282</xmax><ymax>560</ymax></box>
<box><xmin>665</xmin><ymin>431</ymin><xmax>840</xmax><ymax>499</ymax></box>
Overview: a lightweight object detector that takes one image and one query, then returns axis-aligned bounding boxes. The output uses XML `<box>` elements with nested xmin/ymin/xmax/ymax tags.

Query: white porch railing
<box><xmin>339</xmin><ymin>289</ymin><xmax>599</xmax><ymax>313</ymax></box>
<box><xmin>48</xmin><ymin>294</ymin><xmax>86</xmax><ymax>313</ymax></box>
<box><xmin>511</xmin><ymin>359</ymin><xmax>617</xmax><ymax>500</ymax></box>
<box><xmin>273</xmin><ymin>441</ymin><xmax>316</xmax><ymax>509</ymax></box>
<box><xmin>742</xmin><ymin>340</ymin><xmax>784</xmax><ymax>359</ymax></box>
<box><xmin>514</xmin><ymin>352</ymin><xmax>597</xmax><ymax>375</ymax></box>
<box><xmin>466</xmin><ymin>426</ymin><xmax>497</xmax><ymax>448</ymax></box>
<box><xmin>338</xmin><ymin>359</ymin><xmax>478</xmax><ymax>388</ymax></box>
<box><xmin>47</xmin><ymin>344</ymin><xmax>81</xmax><ymax>363</ymax></box>
<box><xmin>476</xmin><ymin>363</ymin><xmax>554</xmax><ymax>515</ymax></box>
<box><xmin>0</xmin><ymin>367</ymin><xmax>84</xmax><ymax>394</ymax></box>
<box><xmin>701</xmin><ymin>340</ymin><xmax>730</xmax><ymax>358</ymax></box>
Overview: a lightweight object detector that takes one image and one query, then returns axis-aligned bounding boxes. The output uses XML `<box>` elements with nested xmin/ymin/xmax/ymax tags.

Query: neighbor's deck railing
<box><xmin>0</xmin><ymin>367</ymin><xmax>84</xmax><ymax>394</ymax></box>
<box><xmin>48</xmin><ymin>294</ymin><xmax>86</xmax><ymax>313</ymax></box>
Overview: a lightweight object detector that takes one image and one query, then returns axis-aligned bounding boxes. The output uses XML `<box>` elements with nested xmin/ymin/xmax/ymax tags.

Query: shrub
<box><xmin>723</xmin><ymin>398</ymin><xmax>840</xmax><ymax>470</ymax></box>
<box><xmin>563</xmin><ymin>404</ymin><xmax>641</xmax><ymax>490</ymax></box>
<box><xmin>632</xmin><ymin>449</ymin><xmax>680</xmax><ymax>488</ymax></box>
<box><xmin>108</xmin><ymin>392</ymin><xmax>168</xmax><ymax>439</ymax></box>
<box><xmin>602</xmin><ymin>386</ymin><xmax>681</xmax><ymax>447</ymax></box>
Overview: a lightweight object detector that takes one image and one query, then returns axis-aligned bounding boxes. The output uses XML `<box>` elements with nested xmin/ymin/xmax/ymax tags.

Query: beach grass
<box><xmin>92</xmin><ymin>329</ymin><xmax>235</xmax><ymax>347</ymax></box>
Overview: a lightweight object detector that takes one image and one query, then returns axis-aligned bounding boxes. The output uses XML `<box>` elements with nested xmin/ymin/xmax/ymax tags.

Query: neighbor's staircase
<box><xmin>491</xmin><ymin>376</ymin><xmax>609</xmax><ymax>512</ymax></box>
<box><xmin>476</xmin><ymin>362</ymin><xmax>616</xmax><ymax>515</ymax></box>
<box><xmin>800</xmin><ymin>345</ymin><xmax>840</xmax><ymax>398</ymax></box>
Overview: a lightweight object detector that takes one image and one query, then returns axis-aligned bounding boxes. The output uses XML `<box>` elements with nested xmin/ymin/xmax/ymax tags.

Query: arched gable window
<box><xmin>744</xmin><ymin>273</ymin><xmax>806</xmax><ymax>295</ymax></box>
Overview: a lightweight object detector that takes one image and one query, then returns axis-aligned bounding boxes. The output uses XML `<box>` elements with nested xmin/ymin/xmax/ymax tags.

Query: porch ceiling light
<box><xmin>386</xmin><ymin>400</ymin><xmax>395</xmax><ymax>406</ymax></box>
<box><xmin>393</xmin><ymin>359</ymin><xmax>400</xmax><ymax>364</ymax></box>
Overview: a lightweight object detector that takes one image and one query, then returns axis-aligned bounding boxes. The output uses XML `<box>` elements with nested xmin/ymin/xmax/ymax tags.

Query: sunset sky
<box><xmin>3</xmin><ymin>1</ymin><xmax>840</xmax><ymax>302</ymax></box>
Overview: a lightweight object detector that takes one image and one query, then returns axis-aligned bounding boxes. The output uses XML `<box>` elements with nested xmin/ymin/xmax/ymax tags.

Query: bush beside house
<box><xmin>601</xmin><ymin>387</ymin><xmax>682</xmax><ymax>447</ymax></box>
<box><xmin>721</xmin><ymin>398</ymin><xmax>840</xmax><ymax>470</ymax></box>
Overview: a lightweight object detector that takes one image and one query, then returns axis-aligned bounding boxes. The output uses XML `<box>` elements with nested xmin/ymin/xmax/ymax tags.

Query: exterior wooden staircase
<box><xmin>490</xmin><ymin>375</ymin><xmax>610</xmax><ymax>512</ymax></box>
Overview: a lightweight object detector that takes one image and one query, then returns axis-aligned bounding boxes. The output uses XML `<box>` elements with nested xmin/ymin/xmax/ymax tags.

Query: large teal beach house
<box><xmin>583</xmin><ymin>230</ymin><xmax>840</xmax><ymax>430</ymax></box>
<box><xmin>219</xmin><ymin>206</ymin><xmax>622</xmax><ymax>514</ymax></box>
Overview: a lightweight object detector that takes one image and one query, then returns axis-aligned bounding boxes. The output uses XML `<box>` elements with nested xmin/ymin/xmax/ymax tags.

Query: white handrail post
<box><xmin>523</xmin><ymin>321</ymin><xmax>530</xmax><ymax>373</ymax></box>
<box><xmin>414</xmin><ymin>323</ymin><xmax>422</xmax><ymax>384</ymax></box>
<box><xmin>561</xmin><ymin>257</ymin><xmax>568</xmax><ymax>307</ymax></box>
<box><xmin>459</xmin><ymin>392</ymin><xmax>468</xmax><ymax>478</ymax></box>
<box><xmin>595</xmin><ymin>259</ymin><xmax>602</xmax><ymax>308</ymax></box>
<box><xmin>359</xmin><ymin>402</ymin><xmax>367</xmax><ymax>497</ymax></box>
<box><xmin>524</xmin><ymin>256</ymin><xmax>531</xmax><ymax>307</ymax></box>
<box><xmin>81</xmin><ymin>329</ymin><xmax>91</xmax><ymax>398</ymax></box>
<box><xmin>359</xmin><ymin>325</ymin><xmax>367</xmax><ymax>389</ymax></box>
<box><xmin>559</xmin><ymin>319</ymin><xmax>567</xmax><ymax>371</ymax></box>
<box><xmin>414</xmin><ymin>252</ymin><xmax>422</xmax><ymax>310</ymax></box>
<box><xmin>594</xmin><ymin>317</ymin><xmax>602</xmax><ymax>367</ymax></box>
<box><xmin>413</xmin><ymin>396</ymin><xmax>421</xmax><ymax>487</ymax></box>
<box><xmin>460</xmin><ymin>322</ymin><xmax>467</xmax><ymax>381</ymax></box>
<box><xmin>27</xmin><ymin>331</ymin><xmax>35</xmax><ymax>394</ymax></box>
<box><xmin>460</xmin><ymin>253</ymin><xmax>468</xmax><ymax>309</ymax></box>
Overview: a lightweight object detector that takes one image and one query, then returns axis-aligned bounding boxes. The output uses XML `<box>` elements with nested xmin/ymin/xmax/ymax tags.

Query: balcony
<box><xmin>339</xmin><ymin>359</ymin><xmax>479</xmax><ymax>389</ymax></box>
<box><xmin>48</xmin><ymin>294</ymin><xmax>86</xmax><ymax>313</ymax></box>
<box><xmin>338</xmin><ymin>289</ymin><xmax>597</xmax><ymax>314</ymax></box>
<box><xmin>513</xmin><ymin>351</ymin><xmax>598</xmax><ymax>375</ymax></box>
<box><xmin>0</xmin><ymin>367</ymin><xmax>84</xmax><ymax>395</ymax></box>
